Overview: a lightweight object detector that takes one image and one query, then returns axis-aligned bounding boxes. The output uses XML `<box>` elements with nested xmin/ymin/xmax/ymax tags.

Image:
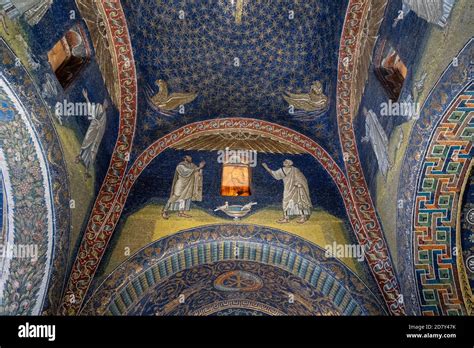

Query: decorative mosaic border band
<box><xmin>0</xmin><ymin>39</ymin><xmax>71</xmax><ymax>314</ymax></box>
<box><xmin>413</xmin><ymin>82</ymin><xmax>473</xmax><ymax>315</ymax></box>
<box><xmin>60</xmin><ymin>0</ymin><xmax>138</xmax><ymax>315</ymax></box>
<box><xmin>69</xmin><ymin>114</ymin><xmax>368</xmax><ymax>313</ymax></box>
<box><xmin>81</xmin><ymin>225</ymin><xmax>386</xmax><ymax>316</ymax></box>
<box><xmin>61</xmin><ymin>0</ymin><xmax>406</xmax><ymax>315</ymax></box>
<box><xmin>336</xmin><ymin>0</ymin><xmax>405</xmax><ymax>315</ymax></box>
<box><xmin>397</xmin><ymin>39</ymin><xmax>473</xmax><ymax>315</ymax></box>
<box><xmin>191</xmin><ymin>300</ymin><xmax>285</xmax><ymax>316</ymax></box>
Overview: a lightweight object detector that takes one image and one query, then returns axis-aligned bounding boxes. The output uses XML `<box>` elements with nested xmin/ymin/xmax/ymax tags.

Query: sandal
<box><xmin>297</xmin><ymin>216</ymin><xmax>307</xmax><ymax>224</ymax></box>
<box><xmin>178</xmin><ymin>212</ymin><xmax>192</xmax><ymax>218</ymax></box>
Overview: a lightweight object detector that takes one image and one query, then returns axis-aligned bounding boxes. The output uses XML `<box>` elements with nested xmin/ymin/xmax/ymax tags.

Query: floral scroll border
<box><xmin>62</xmin><ymin>0</ymin><xmax>407</xmax><ymax>315</ymax></box>
<box><xmin>0</xmin><ymin>39</ymin><xmax>71</xmax><ymax>315</ymax></box>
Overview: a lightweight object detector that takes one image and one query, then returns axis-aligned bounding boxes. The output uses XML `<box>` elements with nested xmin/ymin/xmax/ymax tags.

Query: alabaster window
<box><xmin>47</xmin><ymin>24</ymin><xmax>90</xmax><ymax>89</ymax></box>
<box><xmin>374</xmin><ymin>40</ymin><xmax>408</xmax><ymax>101</ymax></box>
<box><xmin>221</xmin><ymin>152</ymin><xmax>252</xmax><ymax>197</ymax></box>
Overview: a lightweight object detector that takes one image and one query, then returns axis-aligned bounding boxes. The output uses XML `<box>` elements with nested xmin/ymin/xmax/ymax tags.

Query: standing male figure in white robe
<box><xmin>162</xmin><ymin>155</ymin><xmax>205</xmax><ymax>219</ymax></box>
<box><xmin>262</xmin><ymin>159</ymin><xmax>312</xmax><ymax>224</ymax></box>
<box><xmin>75</xmin><ymin>88</ymin><xmax>108</xmax><ymax>179</ymax></box>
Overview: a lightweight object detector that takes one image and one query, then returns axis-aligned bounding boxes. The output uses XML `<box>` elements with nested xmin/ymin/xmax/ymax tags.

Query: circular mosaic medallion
<box><xmin>466</xmin><ymin>255</ymin><xmax>474</xmax><ymax>274</ymax></box>
<box><xmin>214</xmin><ymin>270</ymin><xmax>263</xmax><ymax>292</ymax></box>
<box><xmin>466</xmin><ymin>208</ymin><xmax>474</xmax><ymax>225</ymax></box>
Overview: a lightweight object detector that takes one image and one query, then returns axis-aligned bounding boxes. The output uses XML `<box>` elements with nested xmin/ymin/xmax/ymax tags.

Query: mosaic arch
<box><xmin>60</xmin><ymin>0</ymin><xmax>138</xmax><ymax>315</ymax></box>
<box><xmin>0</xmin><ymin>147</ymin><xmax>15</xmax><ymax>311</ymax></box>
<box><xmin>335</xmin><ymin>0</ymin><xmax>404</xmax><ymax>315</ymax></box>
<box><xmin>459</xmin><ymin>165</ymin><xmax>474</xmax><ymax>309</ymax></box>
<box><xmin>61</xmin><ymin>0</ymin><xmax>405</xmax><ymax>315</ymax></box>
<box><xmin>397</xmin><ymin>39</ymin><xmax>474</xmax><ymax>315</ymax></box>
<box><xmin>413</xmin><ymin>82</ymin><xmax>473</xmax><ymax>315</ymax></box>
<box><xmin>119</xmin><ymin>0</ymin><xmax>349</xmax><ymax>161</ymax></box>
<box><xmin>0</xmin><ymin>39</ymin><xmax>71</xmax><ymax>315</ymax></box>
<box><xmin>82</xmin><ymin>225</ymin><xmax>386</xmax><ymax>316</ymax></box>
<box><xmin>64</xmin><ymin>116</ymin><xmax>406</xmax><ymax>315</ymax></box>
<box><xmin>0</xmin><ymin>62</ymin><xmax>52</xmax><ymax>314</ymax></box>
<box><xmin>63</xmin><ymin>117</ymin><xmax>361</xmax><ymax>313</ymax></box>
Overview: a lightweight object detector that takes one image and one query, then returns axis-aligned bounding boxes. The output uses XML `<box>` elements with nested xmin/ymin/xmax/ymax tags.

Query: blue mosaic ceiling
<box><xmin>122</xmin><ymin>0</ymin><xmax>348</xmax><ymax>160</ymax></box>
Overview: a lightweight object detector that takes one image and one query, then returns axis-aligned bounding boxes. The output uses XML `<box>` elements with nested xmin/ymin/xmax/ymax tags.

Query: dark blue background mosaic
<box><xmin>354</xmin><ymin>0</ymin><xmax>430</xmax><ymax>197</ymax></box>
<box><xmin>461</xmin><ymin>169</ymin><xmax>474</xmax><ymax>290</ymax></box>
<box><xmin>122</xmin><ymin>150</ymin><xmax>349</xmax><ymax>219</ymax></box>
<box><xmin>16</xmin><ymin>0</ymin><xmax>119</xmax><ymax>195</ymax></box>
<box><xmin>114</xmin><ymin>0</ymin><xmax>356</xmax><ymax>241</ymax></box>
<box><xmin>123</xmin><ymin>0</ymin><xmax>348</xmax><ymax>164</ymax></box>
